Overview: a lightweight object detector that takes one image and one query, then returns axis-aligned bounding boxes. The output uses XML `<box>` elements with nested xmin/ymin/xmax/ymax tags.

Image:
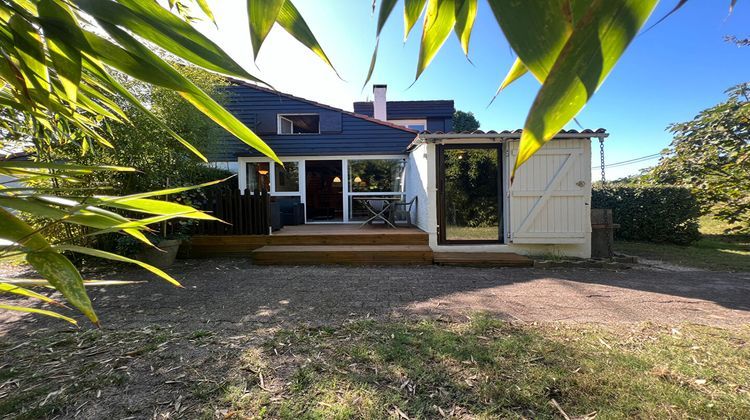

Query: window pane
<box><xmin>278</xmin><ymin>114</ymin><xmax>319</xmax><ymax>134</ymax></box>
<box><xmin>246</xmin><ymin>162</ymin><xmax>270</xmax><ymax>192</ymax></box>
<box><xmin>275</xmin><ymin>162</ymin><xmax>299</xmax><ymax>192</ymax></box>
<box><xmin>348</xmin><ymin>159</ymin><xmax>404</xmax><ymax>193</ymax></box>
<box><xmin>279</xmin><ymin>117</ymin><xmax>293</xmax><ymax>134</ymax></box>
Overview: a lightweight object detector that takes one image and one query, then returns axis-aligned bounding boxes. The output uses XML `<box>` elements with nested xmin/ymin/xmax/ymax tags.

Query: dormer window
<box><xmin>278</xmin><ymin>114</ymin><xmax>320</xmax><ymax>134</ymax></box>
<box><xmin>389</xmin><ymin>119</ymin><xmax>427</xmax><ymax>131</ymax></box>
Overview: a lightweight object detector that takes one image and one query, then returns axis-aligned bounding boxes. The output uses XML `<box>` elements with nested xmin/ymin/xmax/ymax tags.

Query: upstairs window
<box><xmin>278</xmin><ymin>114</ymin><xmax>320</xmax><ymax>134</ymax></box>
<box><xmin>390</xmin><ymin>119</ymin><xmax>427</xmax><ymax>132</ymax></box>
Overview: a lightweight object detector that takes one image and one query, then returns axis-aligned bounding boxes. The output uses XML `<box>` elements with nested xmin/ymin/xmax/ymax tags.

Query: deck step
<box><xmin>268</xmin><ymin>233</ymin><xmax>428</xmax><ymax>246</ymax></box>
<box><xmin>433</xmin><ymin>252</ymin><xmax>533</xmax><ymax>267</ymax></box>
<box><xmin>252</xmin><ymin>245</ymin><xmax>434</xmax><ymax>266</ymax></box>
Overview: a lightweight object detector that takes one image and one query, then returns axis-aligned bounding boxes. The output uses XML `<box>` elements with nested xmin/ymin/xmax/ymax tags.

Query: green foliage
<box><xmin>592</xmin><ymin>184</ymin><xmax>701</xmax><ymax>245</ymax></box>
<box><xmin>644</xmin><ymin>83</ymin><xmax>750</xmax><ymax>234</ymax></box>
<box><xmin>452</xmin><ymin>110</ymin><xmax>480</xmax><ymax>131</ymax></box>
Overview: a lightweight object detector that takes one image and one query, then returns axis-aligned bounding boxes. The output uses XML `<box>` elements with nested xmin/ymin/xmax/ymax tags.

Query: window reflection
<box><xmin>348</xmin><ymin>159</ymin><xmax>404</xmax><ymax>193</ymax></box>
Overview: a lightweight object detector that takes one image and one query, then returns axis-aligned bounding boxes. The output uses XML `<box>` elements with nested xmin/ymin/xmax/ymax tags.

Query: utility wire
<box><xmin>592</xmin><ymin>153</ymin><xmax>661</xmax><ymax>169</ymax></box>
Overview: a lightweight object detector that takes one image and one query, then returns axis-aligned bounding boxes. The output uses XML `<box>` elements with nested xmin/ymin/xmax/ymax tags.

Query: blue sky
<box><xmin>196</xmin><ymin>1</ymin><xmax>749</xmax><ymax>179</ymax></box>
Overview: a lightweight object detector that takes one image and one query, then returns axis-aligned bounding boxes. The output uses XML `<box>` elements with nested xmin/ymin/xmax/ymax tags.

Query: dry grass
<box><xmin>2</xmin><ymin>316</ymin><xmax>749</xmax><ymax>419</ymax></box>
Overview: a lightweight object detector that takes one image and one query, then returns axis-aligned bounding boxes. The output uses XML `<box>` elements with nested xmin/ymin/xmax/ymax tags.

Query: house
<box><xmin>204</xmin><ymin>82</ymin><xmax>607</xmax><ymax>261</ymax></box>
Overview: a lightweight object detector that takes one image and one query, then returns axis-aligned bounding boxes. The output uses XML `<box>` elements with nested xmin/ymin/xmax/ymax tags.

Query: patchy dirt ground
<box><xmin>1</xmin><ymin>259</ymin><xmax>749</xmax><ymax>418</ymax></box>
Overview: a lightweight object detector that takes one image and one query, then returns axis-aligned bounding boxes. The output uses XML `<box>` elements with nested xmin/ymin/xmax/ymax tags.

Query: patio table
<box><xmin>352</xmin><ymin>196</ymin><xmax>401</xmax><ymax>228</ymax></box>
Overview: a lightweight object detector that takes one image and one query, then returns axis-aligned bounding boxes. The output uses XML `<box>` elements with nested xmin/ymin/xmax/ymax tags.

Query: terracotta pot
<box><xmin>137</xmin><ymin>239</ymin><xmax>182</xmax><ymax>268</ymax></box>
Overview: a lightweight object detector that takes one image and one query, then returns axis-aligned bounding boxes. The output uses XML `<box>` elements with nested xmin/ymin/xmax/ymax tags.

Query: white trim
<box><xmin>389</xmin><ymin>119</ymin><xmax>427</xmax><ymax>131</ymax></box>
<box><xmin>276</xmin><ymin>113</ymin><xmax>321</xmax><ymax>135</ymax></box>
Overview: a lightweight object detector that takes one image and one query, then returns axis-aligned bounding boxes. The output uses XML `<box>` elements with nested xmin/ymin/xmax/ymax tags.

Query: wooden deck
<box><xmin>183</xmin><ymin>224</ymin><xmax>428</xmax><ymax>258</ymax></box>
<box><xmin>252</xmin><ymin>245</ymin><xmax>433</xmax><ymax>266</ymax></box>
<box><xmin>184</xmin><ymin>224</ymin><xmax>532</xmax><ymax>267</ymax></box>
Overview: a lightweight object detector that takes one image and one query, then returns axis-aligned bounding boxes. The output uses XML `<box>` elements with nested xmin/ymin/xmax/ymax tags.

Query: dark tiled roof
<box><xmin>353</xmin><ymin>100</ymin><xmax>455</xmax><ymax>119</ymax></box>
<box><xmin>226</xmin><ymin>78</ymin><xmax>417</xmax><ymax>134</ymax></box>
<box><xmin>416</xmin><ymin>128</ymin><xmax>608</xmax><ymax>135</ymax></box>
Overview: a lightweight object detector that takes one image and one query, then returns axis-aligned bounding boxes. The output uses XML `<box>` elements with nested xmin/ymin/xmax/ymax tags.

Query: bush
<box><xmin>592</xmin><ymin>184</ymin><xmax>701</xmax><ymax>245</ymax></box>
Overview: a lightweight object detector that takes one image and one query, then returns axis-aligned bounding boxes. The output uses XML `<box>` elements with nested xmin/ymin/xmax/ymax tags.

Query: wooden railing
<box><xmin>194</xmin><ymin>188</ymin><xmax>271</xmax><ymax>235</ymax></box>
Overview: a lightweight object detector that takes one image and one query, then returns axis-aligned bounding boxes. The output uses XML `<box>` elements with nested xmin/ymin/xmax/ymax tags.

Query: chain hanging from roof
<box><xmin>599</xmin><ymin>138</ymin><xmax>606</xmax><ymax>183</ymax></box>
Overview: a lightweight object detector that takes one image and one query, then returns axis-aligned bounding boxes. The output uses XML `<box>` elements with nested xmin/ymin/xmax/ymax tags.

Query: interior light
<box><xmin>354</xmin><ymin>176</ymin><xmax>362</xmax><ymax>183</ymax></box>
<box><xmin>258</xmin><ymin>169</ymin><xmax>269</xmax><ymax>175</ymax></box>
<box><xmin>333</xmin><ymin>176</ymin><xmax>342</xmax><ymax>183</ymax></box>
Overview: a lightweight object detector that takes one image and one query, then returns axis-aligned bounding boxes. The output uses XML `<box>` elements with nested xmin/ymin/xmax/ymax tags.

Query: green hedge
<box><xmin>592</xmin><ymin>184</ymin><xmax>701</xmax><ymax>245</ymax></box>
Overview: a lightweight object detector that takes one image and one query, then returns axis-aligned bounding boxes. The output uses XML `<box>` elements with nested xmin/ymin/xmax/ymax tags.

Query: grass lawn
<box><xmin>2</xmin><ymin>316</ymin><xmax>748</xmax><ymax>418</ymax></box>
<box><xmin>445</xmin><ymin>225</ymin><xmax>500</xmax><ymax>240</ymax></box>
<box><xmin>614</xmin><ymin>216</ymin><xmax>750</xmax><ymax>272</ymax></box>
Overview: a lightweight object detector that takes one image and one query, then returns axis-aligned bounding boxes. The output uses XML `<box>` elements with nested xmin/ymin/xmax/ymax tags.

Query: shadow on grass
<box><xmin>615</xmin><ymin>234</ymin><xmax>750</xmax><ymax>272</ymax></box>
<box><xmin>1</xmin><ymin>313</ymin><xmax>749</xmax><ymax>418</ymax></box>
<box><xmin>213</xmin><ymin>316</ymin><xmax>750</xmax><ymax>419</ymax></box>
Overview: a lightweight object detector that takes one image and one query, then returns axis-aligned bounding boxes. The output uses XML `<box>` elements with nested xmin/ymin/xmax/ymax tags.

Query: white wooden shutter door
<box><xmin>508</xmin><ymin>139</ymin><xmax>591</xmax><ymax>244</ymax></box>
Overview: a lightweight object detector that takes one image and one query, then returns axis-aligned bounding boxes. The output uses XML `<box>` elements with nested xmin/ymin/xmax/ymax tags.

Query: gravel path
<box><xmin>2</xmin><ymin>259</ymin><xmax>748</xmax><ymax>335</ymax></box>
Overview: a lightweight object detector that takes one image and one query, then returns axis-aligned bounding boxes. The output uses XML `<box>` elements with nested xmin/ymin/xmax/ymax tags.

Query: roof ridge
<box><xmin>227</xmin><ymin>79</ymin><xmax>417</xmax><ymax>134</ymax></box>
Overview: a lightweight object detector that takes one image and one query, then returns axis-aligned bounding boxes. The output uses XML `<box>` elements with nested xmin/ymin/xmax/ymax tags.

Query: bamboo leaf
<box><xmin>490</xmin><ymin>57</ymin><xmax>529</xmax><ymax>105</ymax></box>
<box><xmin>247</xmin><ymin>0</ymin><xmax>285</xmax><ymax>59</ymax></box>
<box><xmin>0</xmin><ymin>161</ymin><xmax>135</xmax><ymax>172</ymax></box>
<box><xmin>0</xmin><ymin>282</ymin><xmax>64</xmax><ymax>307</ymax></box>
<box><xmin>0</xmin><ymin>304</ymin><xmax>77</xmax><ymax>325</ymax></box>
<box><xmin>487</xmin><ymin>0</ymin><xmax>573</xmax><ymax>83</ymax></box>
<box><xmin>377</xmin><ymin>0</ymin><xmax>399</xmax><ymax>36</ymax></box>
<box><xmin>514</xmin><ymin>0</ymin><xmax>658</xmax><ymax>176</ymax></box>
<box><xmin>362</xmin><ymin>39</ymin><xmax>379</xmax><ymax>90</ymax></box>
<box><xmin>0</xmin><ymin>278</ymin><xmax>142</xmax><ymax>287</ymax></box>
<box><xmin>91</xmin><ymin>24</ymin><xmax>280</xmax><ymax>164</ymax></box>
<box><xmin>0</xmin><ymin>208</ymin><xmax>98</xmax><ymax>325</ymax></box>
<box><xmin>81</xmin><ymin>57</ymin><xmax>206</xmax><ymax>161</ymax></box>
<box><xmin>95</xmin><ymin>177</ymin><xmax>229</xmax><ymax>203</ymax></box>
<box><xmin>73</xmin><ymin>0</ymin><xmax>264</xmax><ymax>84</ymax></box>
<box><xmin>276</xmin><ymin>0</ymin><xmax>338</xmax><ymax>76</ymax></box>
<box><xmin>8</xmin><ymin>14</ymin><xmax>50</xmax><ymax>98</ymax></box>
<box><xmin>194</xmin><ymin>0</ymin><xmax>216</xmax><ymax>23</ymax></box>
<box><xmin>38</xmin><ymin>0</ymin><xmax>84</xmax><ymax>104</ymax></box>
<box><xmin>404</xmin><ymin>0</ymin><xmax>427</xmax><ymax>41</ymax></box>
<box><xmin>454</xmin><ymin>0</ymin><xmax>477</xmax><ymax>56</ymax></box>
<box><xmin>362</xmin><ymin>0</ymin><xmax>397</xmax><ymax>89</ymax></box>
<box><xmin>416</xmin><ymin>0</ymin><xmax>456</xmax><ymax>81</ymax></box>
<box><xmin>56</xmin><ymin>245</ymin><xmax>182</xmax><ymax>288</ymax></box>
<box><xmin>95</xmin><ymin>198</ymin><xmax>220</xmax><ymax>220</ymax></box>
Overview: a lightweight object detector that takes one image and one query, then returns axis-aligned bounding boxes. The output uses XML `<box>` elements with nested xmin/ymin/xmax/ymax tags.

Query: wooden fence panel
<box><xmin>192</xmin><ymin>188</ymin><xmax>270</xmax><ymax>235</ymax></box>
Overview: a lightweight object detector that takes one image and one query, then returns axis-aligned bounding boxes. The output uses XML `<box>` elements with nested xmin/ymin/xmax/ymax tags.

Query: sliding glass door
<box><xmin>346</xmin><ymin>158</ymin><xmax>405</xmax><ymax>221</ymax></box>
<box><xmin>437</xmin><ymin>145</ymin><xmax>503</xmax><ymax>244</ymax></box>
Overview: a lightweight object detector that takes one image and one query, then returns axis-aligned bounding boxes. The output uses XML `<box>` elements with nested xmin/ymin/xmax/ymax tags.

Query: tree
<box><xmin>452</xmin><ymin>110</ymin><xmax>480</xmax><ymax>132</ymax></box>
<box><xmin>647</xmin><ymin>84</ymin><xmax>750</xmax><ymax>233</ymax></box>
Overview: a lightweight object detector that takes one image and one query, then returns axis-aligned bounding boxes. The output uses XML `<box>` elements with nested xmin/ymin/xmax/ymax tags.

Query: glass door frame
<box><xmin>436</xmin><ymin>143</ymin><xmax>504</xmax><ymax>245</ymax></box>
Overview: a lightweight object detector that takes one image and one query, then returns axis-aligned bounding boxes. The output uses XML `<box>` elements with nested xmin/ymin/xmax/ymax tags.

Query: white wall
<box><xmin>404</xmin><ymin>143</ymin><xmax>431</xmax><ymax>231</ymax></box>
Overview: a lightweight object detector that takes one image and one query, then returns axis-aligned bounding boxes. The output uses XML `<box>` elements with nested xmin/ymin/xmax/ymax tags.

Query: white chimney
<box><xmin>373</xmin><ymin>84</ymin><xmax>387</xmax><ymax>121</ymax></box>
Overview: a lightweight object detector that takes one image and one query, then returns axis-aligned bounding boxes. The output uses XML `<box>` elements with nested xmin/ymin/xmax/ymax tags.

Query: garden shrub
<box><xmin>592</xmin><ymin>184</ymin><xmax>701</xmax><ymax>245</ymax></box>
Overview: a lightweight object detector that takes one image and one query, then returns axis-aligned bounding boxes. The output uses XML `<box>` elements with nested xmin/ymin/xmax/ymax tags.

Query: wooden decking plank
<box><xmin>251</xmin><ymin>244</ymin><xmax>433</xmax><ymax>266</ymax></box>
